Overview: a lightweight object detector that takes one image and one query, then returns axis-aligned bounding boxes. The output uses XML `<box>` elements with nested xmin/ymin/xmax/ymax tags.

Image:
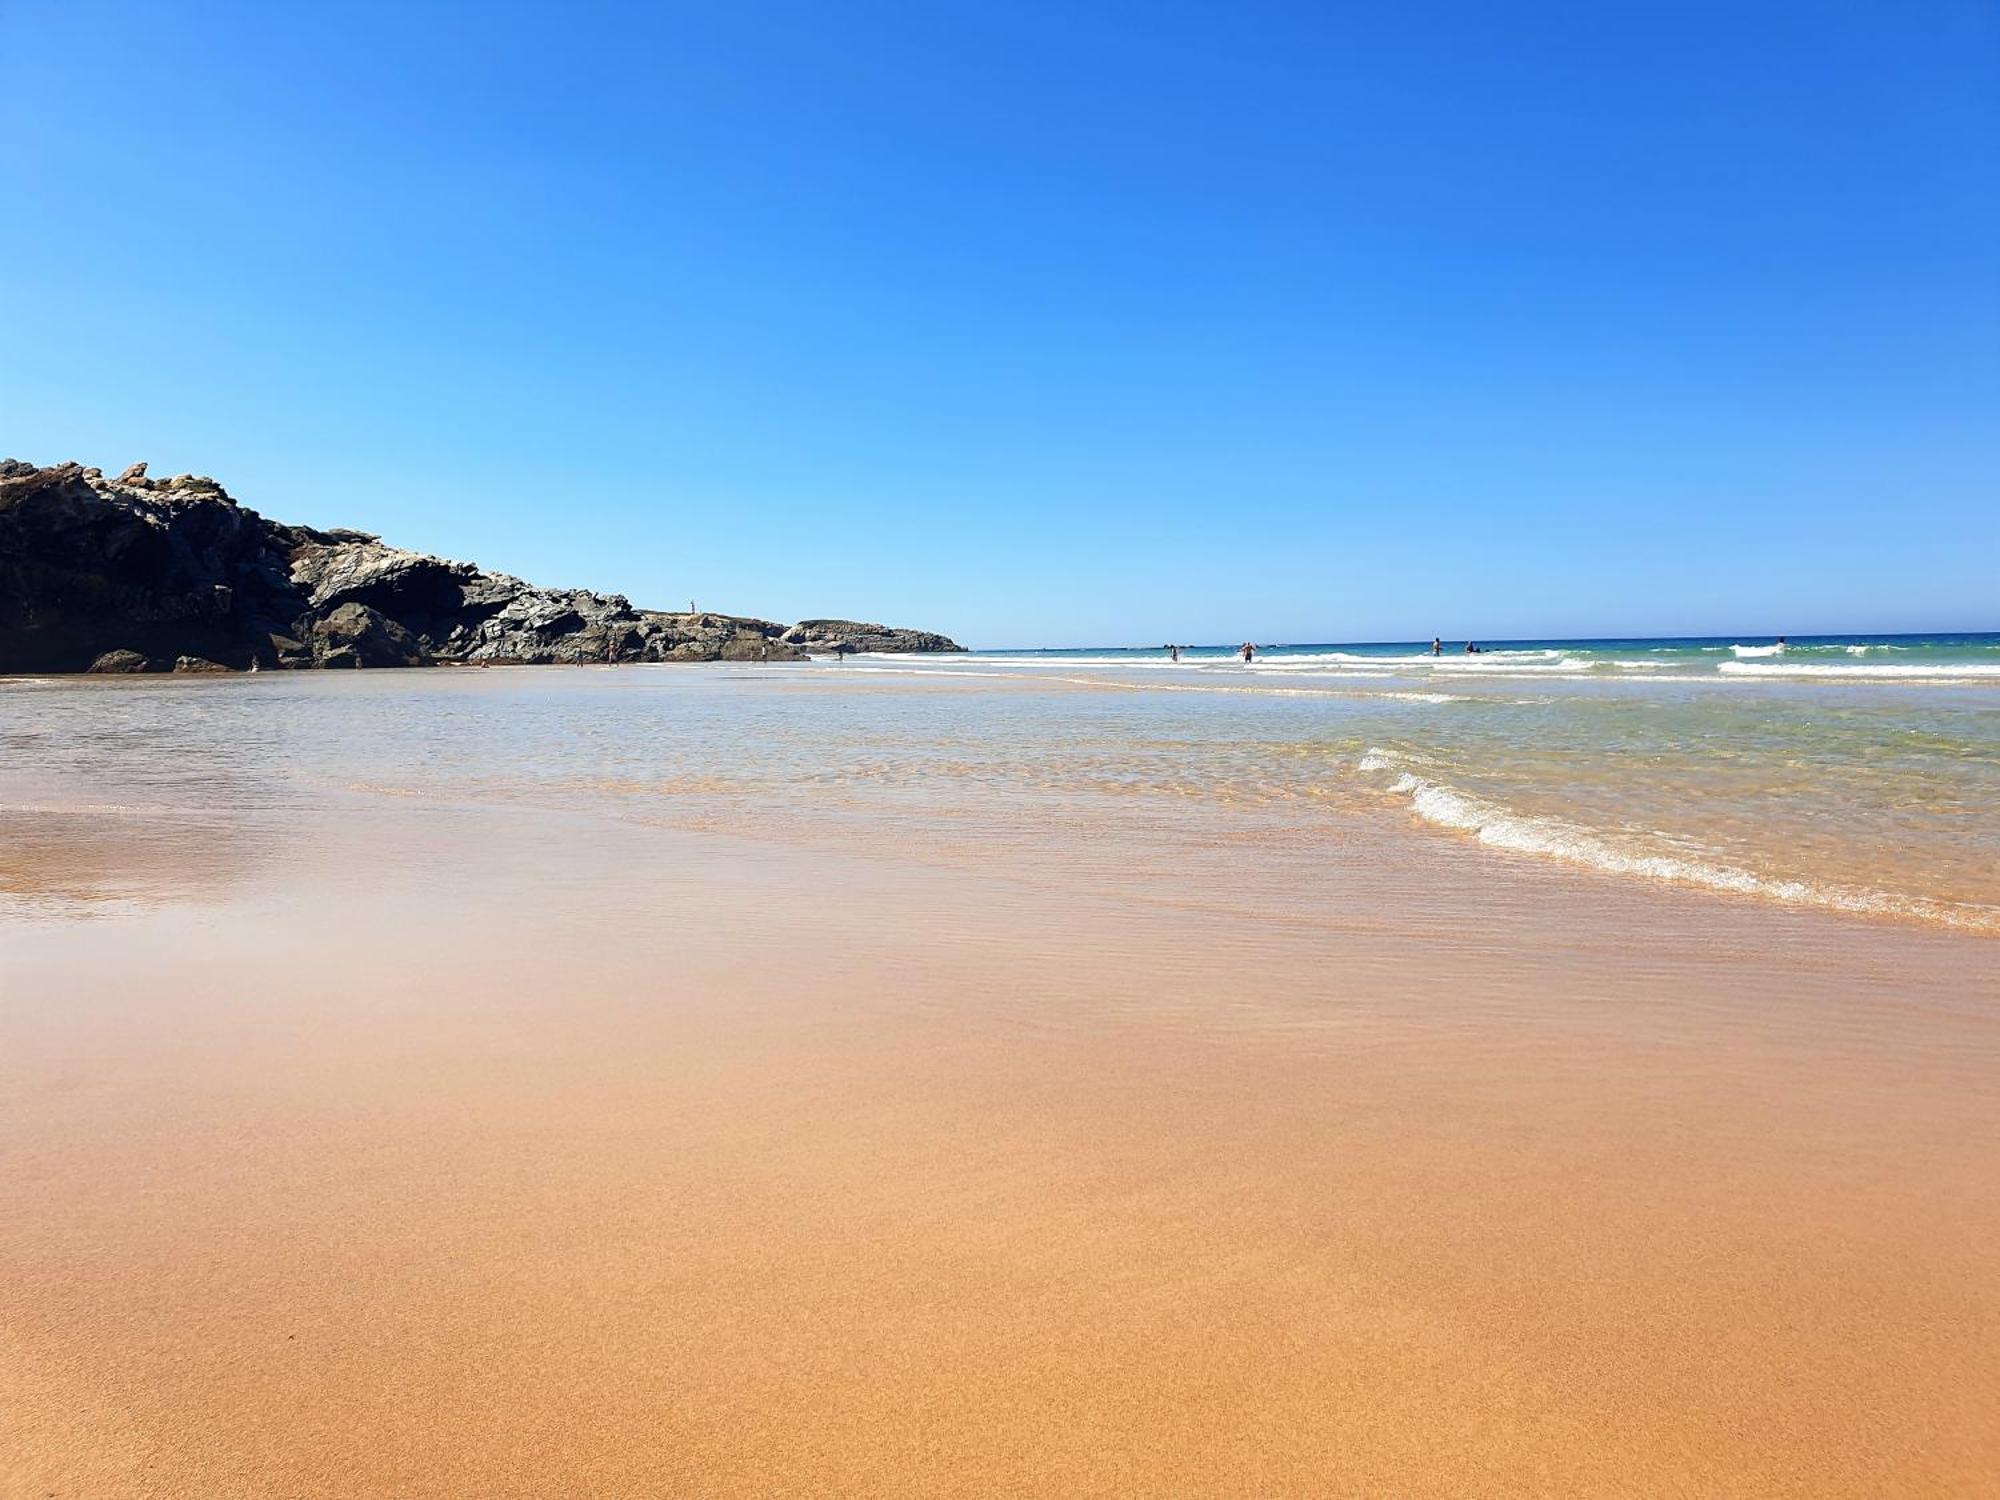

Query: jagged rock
<box><xmin>781</xmin><ymin>619</ymin><xmax>964</xmax><ymax>655</ymax></box>
<box><xmin>87</xmin><ymin>649</ymin><xmax>151</xmax><ymax>673</ymax></box>
<box><xmin>303</xmin><ymin>602</ymin><xmax>431</xmax><ymax>668</ymax></box>
<box><xmin>268</xmin><ymin>633</ymin><xmax>312</xmax><ymax>668</ymax></box>
<box><xmin>719</xmin><ymin>636</ymin><xmax>800</xmax><ymax>662</ymax></box>
<box><xmin>173</xmin><ymin>655</ymin><xmax>232</xmax><ymax>673</ymax></box>
<box><xmin>0</xmin><ymin>458</ymin><xmax>959</xmax><ymax>672</ymax></box>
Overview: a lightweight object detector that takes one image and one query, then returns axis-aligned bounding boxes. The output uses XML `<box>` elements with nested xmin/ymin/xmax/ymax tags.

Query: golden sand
<box><xmin>2</xmin><ymin>791</ymin><xmax>1997</xmax><ymax>1497</ymax></box>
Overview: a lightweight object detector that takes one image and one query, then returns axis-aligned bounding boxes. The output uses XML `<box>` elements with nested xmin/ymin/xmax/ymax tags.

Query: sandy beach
<box><xmin>2</xmin><ymin>669</ymin><xmax>1996</xmax><ymax>1496</ymax></box>
<box><xmin>7</xmin><ymin>0</ymin><xmax>1992</xmax><ymax>1486</ymax></box>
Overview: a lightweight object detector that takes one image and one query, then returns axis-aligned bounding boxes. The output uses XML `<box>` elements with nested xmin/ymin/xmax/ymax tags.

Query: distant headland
<box><xmin>0</xmin><ymin>460</ymin><xmax>961</xmax><ymax>673</ymax></box>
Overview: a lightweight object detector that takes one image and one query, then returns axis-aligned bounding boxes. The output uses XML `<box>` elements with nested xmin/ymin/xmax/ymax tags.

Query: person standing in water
<box><xmin>1169</xmin><ymin>645</ymin><xmax>1181</xmax><ymax>662</ymax></box>
<box><xmin>1240</xmin><ymin>641</ymin><xmax>1255</xmax><ymax>663</ymax></box>
<box><xmin>1431</xmin><ymin>637</ymin><xmax>1442</xmax><ymax>656</ymax></box>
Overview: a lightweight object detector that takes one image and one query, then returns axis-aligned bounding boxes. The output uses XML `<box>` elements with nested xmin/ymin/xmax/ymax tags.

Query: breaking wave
<box><xmin>1719</xmin><ymin>661</ymin><xmax>2000</xmax><ymax>681</ymax></box>
<box><xmin>865</xmin><ymin>642</ymin><xmax>2000</xmax><ymax>691</ymax></box>
<box><xmin>1357</xmin><ymin>750</ymin><xmax>1996</xmax><ymax>933</ymax></box>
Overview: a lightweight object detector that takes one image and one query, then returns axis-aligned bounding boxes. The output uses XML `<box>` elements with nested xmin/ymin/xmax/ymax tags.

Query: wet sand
<box><xmin>3</xmin><ymin>680</ymin><xmax>1998</xmax><ymax>1496</ymax></box>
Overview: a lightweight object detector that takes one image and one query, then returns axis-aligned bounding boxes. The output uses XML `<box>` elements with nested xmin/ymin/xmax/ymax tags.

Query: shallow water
<box><xmin>7</xmin><ymin>636</ymin><xmax>1992</xmax><ymax>932</ymax></box>
<box><xmin>848</xmin><ymin>636</ymin><xmax>2000</xmax><ymax>931</ymax></box>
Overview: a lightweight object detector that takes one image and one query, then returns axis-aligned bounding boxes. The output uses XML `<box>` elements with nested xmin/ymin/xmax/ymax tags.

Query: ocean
<box><xmin>964</xmin><ymin>630</ymin><xmax>2000</xmax><ymax>678</ymax></box>
<box><xmin>4</xmin><ymin>630</ymin><xmax>1994</xmax><ymax>934</ymax></box>
<box><xmin>826</xmin><ymin>631</ymin><xmax>2000</xmax><ymax>932</ymax></box>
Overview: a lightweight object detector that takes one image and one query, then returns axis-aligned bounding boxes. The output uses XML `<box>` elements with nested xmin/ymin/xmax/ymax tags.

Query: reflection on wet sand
<box><xmin>0</xmin><ymin>808</ymin><xmax>248</xmax><ymax>915</ymax></box>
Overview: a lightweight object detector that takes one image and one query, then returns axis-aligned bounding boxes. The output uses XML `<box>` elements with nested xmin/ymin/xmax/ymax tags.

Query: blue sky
<box><xmin>3</xmin><ymin>1</ymin><xmax>1994</xmax><ymax>646</ymax></box>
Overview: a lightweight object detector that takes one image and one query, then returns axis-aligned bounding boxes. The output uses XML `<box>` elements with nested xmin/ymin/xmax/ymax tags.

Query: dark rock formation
<box><xmin>0</xmin><ymin>459</ymin><xmax>961</xmax><ymax>672</ymax></box>
<box><xmin>87</xmin><ymin>648</ymin><xmax>150</xmax><ymax>673</ymax></box>
<box><xmin>303</xmin><ymin>601</ymin><xmax>431</xmax><ymax>669</ymax></box>
<box><xmin>781</xmin><ymin>619</ymin><xmax>965</xmax><ymax>655</ymax></box>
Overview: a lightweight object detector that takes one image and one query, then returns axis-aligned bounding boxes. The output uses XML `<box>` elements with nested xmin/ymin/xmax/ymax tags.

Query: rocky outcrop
<box><xmin>303</xmin><ymin>602</ymin><xmax>431</xmax><ymax>669</ymax></box>
<box><xmin>87</xmin><ymin>648</ymin><xmax>151</xmax><ymax>673</ymax></box>
<box><xmin>781</xmin><ymin>619</ymin><xmax>964</xmax><ymax>655</ymax></box>
<box><xmin>0</xmin><ymin>459</ymin><xmax>961</xmax><ymax>672</ymax></box>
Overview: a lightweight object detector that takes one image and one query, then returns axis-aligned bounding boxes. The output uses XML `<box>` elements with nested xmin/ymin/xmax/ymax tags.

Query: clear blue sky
<box><xmin>3</xmin><ymin>1</ymin><xmax>1994</xmax><ymax>646</ymax></box>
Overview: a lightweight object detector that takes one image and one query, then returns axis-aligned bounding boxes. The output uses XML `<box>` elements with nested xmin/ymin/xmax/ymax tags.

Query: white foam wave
<box><xmin>850</xmin><ymin>649</ymin><xmax>2000</xmax><ymax>689</ymax></box>
<box><xmin>1426</xmin><ymin>658</ymin><xmax>1592</xmax><ymax>674</ymax></box>
<box><xmin>1257</xmin><ymin>651</ymin><xmax>1410</xmax><ymax>664</ymax></box>
<box><xmin>1718</xmin><ymin>661</ymin><xmax>2000</xmax><ymax>681</ymax></box>
<box><xmin>1359</xmin><ymin>752</ymin><xmax>1994</xmax><ymax>931</ymax></box>
<box><xmin>1264</xmin><ymin>649</ymin><xmax>1567</xmax><ymax>665</ymax></box>
<box><xmin>1729</xmin><ymin>643</ymin><xmax>1786</xmax><ymax>658</ymax></box>
<box><xmin>1246</xmin><ymin>662</ymin><xmax>1414</xmax><ymax>675</ymax></box>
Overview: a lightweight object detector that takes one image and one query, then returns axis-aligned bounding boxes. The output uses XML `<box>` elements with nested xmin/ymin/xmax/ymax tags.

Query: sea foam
<box><xmin>1357</xmin><ymin>750</ymin><xmax>1995</xmax><ymax>932</ymax></box>
<box><xmin>1719</xmin><ymin>661</ymin><xmax>2000</xmax><ymax>681</ymax></box>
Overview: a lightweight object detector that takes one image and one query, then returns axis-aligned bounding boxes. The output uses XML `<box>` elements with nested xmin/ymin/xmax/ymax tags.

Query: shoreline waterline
<box><xmin>6</xmin><ymin>641</ymin><xmax>1997</xmax><ymax>936</ymax></box>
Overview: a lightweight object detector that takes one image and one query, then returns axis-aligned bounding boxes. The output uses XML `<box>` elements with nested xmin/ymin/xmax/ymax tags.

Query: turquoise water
<box><xmin>5</xmin><ymin>630</ymin><xmax>1996</xmax><ymax>933</ymax></box>
<box><xmin>967</xmin><ymin>632</ymin><xmax>2000</xmax><ymax>682</ymax></box>
<box><xmin>831</xmin><ymin>631</ymin><xmax>2000</xmax><ymax>931</ymax></box>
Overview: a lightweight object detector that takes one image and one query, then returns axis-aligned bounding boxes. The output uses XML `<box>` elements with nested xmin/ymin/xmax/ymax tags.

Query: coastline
<box><xmin>0</xmin><ymin>459</ymin><xmax>962</xmax><ymax>673</ymax></box>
